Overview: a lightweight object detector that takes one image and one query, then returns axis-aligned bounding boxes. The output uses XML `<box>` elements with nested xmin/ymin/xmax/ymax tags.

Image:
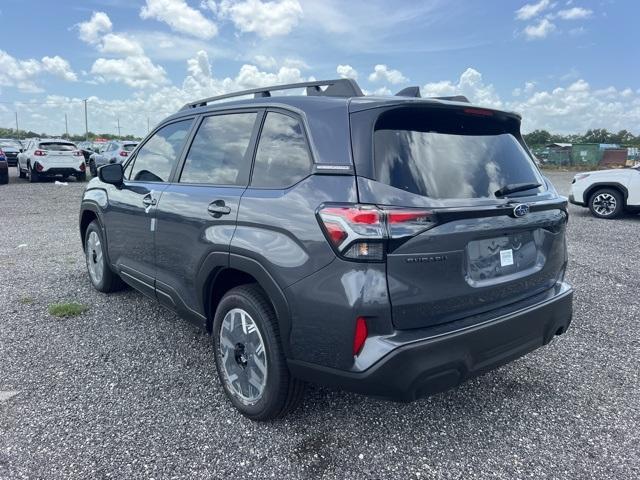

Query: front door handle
<box><xmin>208</xmin><ymin>200</ymin><xmax>231</xmax><ymax>218</ymax></box>
<box><xmin>142</xmin><ymin>194</ymin><xmax>157</xmax><ymax>207</ymax></box>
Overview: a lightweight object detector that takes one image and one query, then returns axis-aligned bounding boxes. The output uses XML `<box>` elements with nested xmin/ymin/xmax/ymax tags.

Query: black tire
<box><xmin>84</xmin><ymin>220</ymin><xmax>124</xmax><ymax>293</ymax></box>
<box><xmin>588</xmin><ymin>188</ymin><xmax>623</xmax><ymax>219</ymax></box>
<box><xmin>28</xmin><ymin>164</ymin><xmax>39</xmax><ymax>183</ymax></box>
<box><xmin>77</xmin><ymin>172</ymin><xmax>87</xmax><ymax>182</ymax></box>
<box><xmin>89</xmin><ymin>160</ymin><xmax>97</xmax><ymax>177</ymax></box>
<box><xmin>18</xmin><ymin>165</ymin><xmax>26</xmax><ymax>179</ymax></box>
<box><xmin>0</xmin><ymin>172</ymin><xmax>8</xmax><ymax>185</ymax></box>
<box><xmin>212</xmin><ymin>284</ymin><xmax>305</xmax><ymax>420</ymax></box>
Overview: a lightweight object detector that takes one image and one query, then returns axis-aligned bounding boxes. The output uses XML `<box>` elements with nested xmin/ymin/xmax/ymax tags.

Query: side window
<box><xmin>180</xmin><ymin>112</ymin><xmax>257</xmax><ymax>185</ymax></box>
<box><xmin>251</xmin><ymin>112</ymin><xmax>312</xmax><ymax>188</ymax></box>
<box><xmin>128</xmin><ymin>119</ymin><xmax>193</xmax><ymax>182</ymax></box>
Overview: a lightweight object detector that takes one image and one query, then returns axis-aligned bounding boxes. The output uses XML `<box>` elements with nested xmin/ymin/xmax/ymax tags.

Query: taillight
<box><xmin>73</xmin><ymin>150</ymin><xmax>83</xmax><ymax>156</ymax></box>
<box><xmin>353</xmin><ymin>316</ymin><xmax>368</xmax><ymax>356</ymax></box>
<box><xmin>35</xmin><ymin>162</ymin><xmax>44</xmax><ymax>172</ymax></box>
<box><xmin>34</xmin><ymin>150</ymin><xmax>47</xmax><ymax>156</ymax></box>
<box><xmin>119</xmin><ymin>151</ymin><xmax>128</xmax><ymax>157</ymax></box>
<box><xmin>317</xmin><ymin>204</ymin><xmax>435</xmax><ymax>262</ymax></box>
<box><xmin>463</xmin><ymin>107</ymin><xmax>493</xmax><ymax>116</ymax></box>
<box><xmin>79</xmin><ymin>162</ymin><xmax>86</xmax><ymax>171</ymax></box>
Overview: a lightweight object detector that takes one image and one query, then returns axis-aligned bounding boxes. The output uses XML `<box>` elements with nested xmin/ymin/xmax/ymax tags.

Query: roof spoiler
<box><xmin>432</xmin><ymin>95</ymin><xmax>470</xmax><ymax>103</ymax></box>
<box><xmin>395</xmin><ymin>86</ymin><xmax>421</xmax><ymax>98</ymax></box>
<box><xmin>181</xmin><ymin>78</ymin><xmax>364</xmax><ymax>110</ymax></box>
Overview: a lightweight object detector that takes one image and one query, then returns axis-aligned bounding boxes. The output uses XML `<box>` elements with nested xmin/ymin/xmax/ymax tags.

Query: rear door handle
<box><xmin>142</xmin><ymin>194</ymin><xmax>157</xmax><ymax>207</ymax></box>
<box><xmin>208</xmin><ymin>200</ymin><xmax>231</xmax><ymax>217</ymax></box>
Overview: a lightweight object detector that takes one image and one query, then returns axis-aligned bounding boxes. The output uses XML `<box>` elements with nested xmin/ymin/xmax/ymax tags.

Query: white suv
<box><xmin>570</xmin><ymin>165</ymin><xmax>640</xmax><ymax>218</ymax></box>
<box><xmin>17</xmin><ymin>139</ymin><xmax>87</xmax><ymax>183</ymax></box>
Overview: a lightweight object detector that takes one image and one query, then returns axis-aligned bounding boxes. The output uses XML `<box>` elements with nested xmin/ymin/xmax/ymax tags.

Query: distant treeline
<box><xmin>523</xmin><ymin>128</ymin><xmax>639</xmax><ymax>147</ymax></box>
<box><xmin>0</xmin><ymin>127</ymin><xmax>141</xmax><ymax>142</ymax></box>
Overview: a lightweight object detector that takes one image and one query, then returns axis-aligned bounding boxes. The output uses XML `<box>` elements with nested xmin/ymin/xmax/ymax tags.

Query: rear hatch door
<box><xmin>351</xmin><ymin>103</ymin><xmax>568</xmax><ymax>330</ymax></box>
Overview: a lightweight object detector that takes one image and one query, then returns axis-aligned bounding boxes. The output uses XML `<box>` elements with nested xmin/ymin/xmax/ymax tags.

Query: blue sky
<box><xmin>0</xmin><ymin>0</ymin><xmax>638</xmax><ymax>137</ymax></box>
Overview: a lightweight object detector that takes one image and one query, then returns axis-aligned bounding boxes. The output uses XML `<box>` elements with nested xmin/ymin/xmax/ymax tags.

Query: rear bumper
<box><xmin>289</xmin><ymin>282</ymin><xmax>573</xmax><ymax>401</ymax></box>
<box><xmin>38</xmin><ymin>167</ymin><xmax>84</xmax><ymax>176</ymax></box>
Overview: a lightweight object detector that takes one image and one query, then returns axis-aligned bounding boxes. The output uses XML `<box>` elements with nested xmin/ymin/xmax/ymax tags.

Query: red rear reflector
<box><xmin>35</xmin><ymin>162</ymin><xmax>44</xmax><ymax>172</ymax></box>
<box><xmin>353</xmin><ymin>316</ymin><xmax>368</xmax><ymax>356</ymax></box>
<box><xmin>80</xmin><ymin>162</ymin><xmax>86</xmax><ymax>171</ymax></box>
<box><xmin>463</xmin><ymin>108</ymin><xmax>493</xmax><ymax>116</ymax></box>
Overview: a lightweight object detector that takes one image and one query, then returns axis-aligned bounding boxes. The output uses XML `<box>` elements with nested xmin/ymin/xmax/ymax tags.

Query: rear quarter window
<box><xmin>250</xmin><ymin>112</ymin><xmax>312</xmax><ymax>188</ymax></box>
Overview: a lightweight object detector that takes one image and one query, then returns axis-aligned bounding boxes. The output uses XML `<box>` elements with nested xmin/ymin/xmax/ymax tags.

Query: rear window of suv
<box><xmin>39</xmin><ymin>142</ymin><xmax>76</xmax><ymax>151</ymax></box>
<box><xmin>373</xmin><ymin>107</ymin><xmax>543</xmax><ymax>199</ymax></box>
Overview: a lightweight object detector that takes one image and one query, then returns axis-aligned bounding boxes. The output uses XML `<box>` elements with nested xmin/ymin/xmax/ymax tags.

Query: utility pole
<box><xmin>65</xmin><ymin>113</ymin><xmax>69</xmax><ymax>138</ymax></box>
<box><xmin>83</xmin><ymin>99</ymin><xmax>89</xmax><ymax>141</ymax></box>
<box><xmin>117</xmin><ymin>117</ymin><xmax>121</xmax><ymax>138</ymax></box>
<box><xmin>15</xmin><ymin>111</ymin><xmax>19</xmax><ymax>139</ymax></box>
<box><xmin>147</xmin><ymin>116</ymin><xmax>150</xmax><ymax>134</ymax></box>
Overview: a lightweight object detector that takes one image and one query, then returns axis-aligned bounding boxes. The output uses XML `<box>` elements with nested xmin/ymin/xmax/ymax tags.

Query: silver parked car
<box><xmin>88</xmin><ymin>141</ymin><xmax>138</xmax><ymax>176</ymax></box>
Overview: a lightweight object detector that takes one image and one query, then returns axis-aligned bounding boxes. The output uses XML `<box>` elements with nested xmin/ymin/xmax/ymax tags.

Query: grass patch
<box><xmin>19</xmin><ymin>296</ymin><xmax>35</xmax><ymax>305</ymax></box>
<box><xmin>48</xmin><ymin>302</ymin><xmax>88</xmax><ymax>318</ymax></box>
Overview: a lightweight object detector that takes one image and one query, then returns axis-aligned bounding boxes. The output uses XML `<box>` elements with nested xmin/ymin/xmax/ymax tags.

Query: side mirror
<box><xmin>98</xmin><ymin>163</ymin><xmax>124</xmax><ymax>186</ymax></box>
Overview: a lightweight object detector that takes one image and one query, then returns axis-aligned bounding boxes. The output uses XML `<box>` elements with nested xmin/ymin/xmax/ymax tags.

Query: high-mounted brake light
<box><xmin>34</xmin><ymin>149</ymin><xmax>47</xmax><ymax>156</ymax></box>
<box><xmin>463</xmin><ymin>108</ymin><xmax>493</xmax><ymax>117</ymax></box>
<box><xmin>317</xmin><ymin>204</ymin><xmax>435</xmax><ymax>262</ymax></box>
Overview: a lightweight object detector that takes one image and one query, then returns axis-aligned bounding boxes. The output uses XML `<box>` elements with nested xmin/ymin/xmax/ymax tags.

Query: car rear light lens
<box><xmin>34</xmin><ymin>150</ymin><xmax>47</xmax><ymax>156</ymax></box>
<box><xmin>317</xmin><ymin>204</ymin><xmax>435</xmax><ymax>262</ymax></box>
<box><xmin>463</xmin><ymin>108</ymin><xmax>493</xmax><ymax>116</ymax></box>
<box><xmin>79</xmin><ymin>162</ymin><xmax>86</xmax><ymax>171</ymax></box>
<box><xmin>119</xmin><ymin>151</ymin><xmax>128</xmax><ymax>157</ymax></box>
<box><xmin>35</xmin><ymin>162</ymin><xmax>44</xmax><ymax>172</ymax></box>
<box><xmin>353</xmin><ymin>316</ymin><xmax>368</xmax><ymax>356</ymax></box>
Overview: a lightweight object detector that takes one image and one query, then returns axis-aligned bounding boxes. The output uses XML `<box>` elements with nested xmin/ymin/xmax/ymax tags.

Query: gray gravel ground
<box><xmin>1</xmin><ymin>168</ymin><xmax>639</xmax><ymax>479</ymax></box>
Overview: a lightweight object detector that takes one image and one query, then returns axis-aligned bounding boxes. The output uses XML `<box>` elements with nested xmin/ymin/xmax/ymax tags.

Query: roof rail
<box><xmin>180</xmin><ymin>78</ymin><xmax>364</xmax><ymax>110</ymax></box>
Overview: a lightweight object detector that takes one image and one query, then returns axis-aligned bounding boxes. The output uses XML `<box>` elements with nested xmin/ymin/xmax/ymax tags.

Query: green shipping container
<box><xmin>571</xmin><ymin>144</ymin><xmax>602</xmax><ymax>166</ymax></box>
<box><xmin>547</xmin><ymin>148</ymin><xmax>571</xmax><ymax>165</ymax></box>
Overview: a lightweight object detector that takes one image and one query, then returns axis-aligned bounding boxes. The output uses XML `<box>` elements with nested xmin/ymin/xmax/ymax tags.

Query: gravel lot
<box><xmin>1</xmin><ymin>169</ymin><xmax>639</xmax><ymax>479</ymax></box>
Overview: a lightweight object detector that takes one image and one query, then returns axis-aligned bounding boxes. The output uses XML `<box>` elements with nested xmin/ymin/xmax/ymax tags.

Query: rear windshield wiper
<box><xmin>494</xmin><ymin>182</ymin><xmax>541</xmax><ymax>197</ymax></box>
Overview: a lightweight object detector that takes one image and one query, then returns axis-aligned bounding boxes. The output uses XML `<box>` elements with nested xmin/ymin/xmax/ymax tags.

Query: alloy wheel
<box><xmin>218</xmin><ymin>308</ymin><xmax>268</xmax><ymax>405</ymax></box>
<box><xmin>592</xmin><ymin>193</ymin><xmax>617</xmax><ymax>216</ymax></box>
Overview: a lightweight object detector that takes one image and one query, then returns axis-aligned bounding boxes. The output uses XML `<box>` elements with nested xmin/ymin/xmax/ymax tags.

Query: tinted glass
<box><xmin>180</xmin><ymin>113</ymin><xmax>257</xmax><ymax>185</ymax></box>
<box><xmin>39</xmin><ymin>142</ymin><xmax>76</xmax><ymax>151</ymax></box>
<box><xmin>123</xmin><ymin>143</ymin><xmax>137</xmax><ymax>152</ymax></box>
<box><xmin>128</xmin><ymin>119</ymin><xmax>192</xmax><ymax>182</ymax></box>
<box><xmin>251</xmin><ymin>112</ymin><xmax>311</xmax><ymax>188</ymax></box>
<box><xmin>373</xmin><ymin>110</ymin><xmax>543</xmax><ymax>199</ymax></box>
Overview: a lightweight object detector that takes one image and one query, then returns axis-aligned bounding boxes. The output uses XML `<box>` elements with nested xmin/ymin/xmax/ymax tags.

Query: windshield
<box><xmin>39</xmin><ymin>142</ymin><xmax>76</xmax><ymax>151</ymax></box>
<box><xmin>373</xmin><ymin>108</ymin><xmax>544</xmax><ymax>200</ymax></box>
<box><xmin>0</xmin><ymin>141</ymin><xmax>20</xmax><ymax>149</ymax></box>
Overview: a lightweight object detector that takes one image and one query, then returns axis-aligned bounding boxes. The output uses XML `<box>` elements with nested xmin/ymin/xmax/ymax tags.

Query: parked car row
<box><xmin>88</xmin><ymin>141</ymin><xmax>138</xmax><ymax>176</ymax></box>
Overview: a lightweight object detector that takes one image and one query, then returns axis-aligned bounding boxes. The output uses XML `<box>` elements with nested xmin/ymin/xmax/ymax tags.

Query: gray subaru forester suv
<box><xmin>79</xmin><ymin>79</ymin><xmax>573</xmax><ymax>420</ymax></box>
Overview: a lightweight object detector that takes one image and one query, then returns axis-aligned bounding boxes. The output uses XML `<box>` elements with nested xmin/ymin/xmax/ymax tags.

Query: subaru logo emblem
<box><xmin>513</xmin><ymin>204</ymin><xmax>529</xmax><ymax>218</ymax></box>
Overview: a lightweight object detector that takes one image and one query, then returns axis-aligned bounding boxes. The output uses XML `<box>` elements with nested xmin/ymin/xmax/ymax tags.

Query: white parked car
<box><xmin>17</xmin><ymin>139</ymin><xmax>87</xmax><ymax>182</ymax></box>
<box><xmin>569</xmin><ymin>165</ymin><xmax>640</xmax><ymax>218</ymax></box>
<box><xmin>88</xmin><ymin>141</ymin><xmax>138</xmax><ymax>177</ymax></box>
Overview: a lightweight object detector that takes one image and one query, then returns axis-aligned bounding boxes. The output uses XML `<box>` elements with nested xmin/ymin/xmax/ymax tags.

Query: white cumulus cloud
<box><xmin>368</xmin><ymin>64</ymin><xmax>407</xmax><ymax>84</ymax></box>
<box><xmin>218</xmin><ymin>0</ymin><xmax>303</xmax><ymax>37</ymax></box>
<box><xmin>0</xmin><ymin>50</ymin><xmax>77</xmax><ymax>92</ymax></box>
<box><xmin>557</xmin><ymin>7</ymin><xmax>593</xmax><ymax>20</ymax></box>
<box><xmin>140</xmin><ymin>0</ymin><xmax>218</xmax><ymax>39</ymax></box>
<box><xmin>336</xmin><ymin>64</ymin><xmax>358</xmax><ymax>80</ymax></box>
<box><xmin>100</xmin><ymin>33</ymin><xmax>144</xmax><ymax>56</ymax></box>
<box><xmin>91</xmin><ymin>56</ymin><xmax>169</xmax><ymax>88</ymax></box>
<box><xmin>77</xmin><ymin>12</ymin><xmax>113</xmax><ymax>44</ymax></box>
<box><xmin>523</xmin><ymin>18</ymin><xmax>556</xmax><ymax>40</ymax></box>
<box><xmin>515</xmin><ymin>0</ymin><xmax>551</xmax><ymax>20</ymax></box>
